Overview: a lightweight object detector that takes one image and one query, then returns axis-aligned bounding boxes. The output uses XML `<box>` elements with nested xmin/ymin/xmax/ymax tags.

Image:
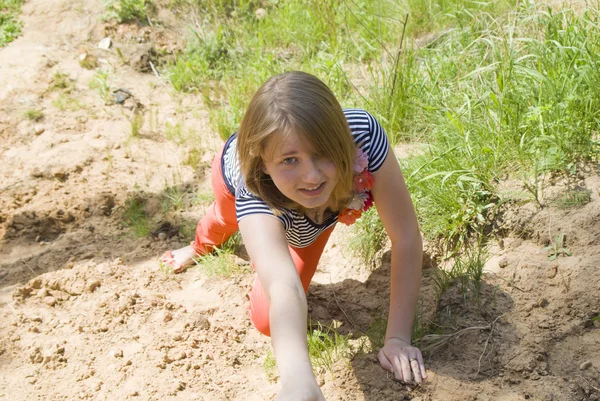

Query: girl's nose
<box><xmin>302</xmin><ymin>159</ymin><xmax>321</xmax><ymax>184</ymax></box>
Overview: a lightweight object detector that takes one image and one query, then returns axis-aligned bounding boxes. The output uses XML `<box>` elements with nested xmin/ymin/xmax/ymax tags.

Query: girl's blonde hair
<box><xmin>237</xmin><ymin>71</ymin><xmax>355</xmax><ymax>214</ymax></box>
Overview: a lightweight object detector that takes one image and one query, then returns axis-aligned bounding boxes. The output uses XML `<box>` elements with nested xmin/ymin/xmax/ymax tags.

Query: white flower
<box><xmin>348</xmin><ymin>192</ymin><xmax>368</xmax><ymax>210</ymax></box>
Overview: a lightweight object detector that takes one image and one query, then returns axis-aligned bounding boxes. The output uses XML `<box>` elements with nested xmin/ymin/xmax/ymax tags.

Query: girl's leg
<box><xmin>248</xmin><ymin>225</ymin><xmax>336</xmax><ymax>336</ymax></box>
<box><xmin>193</xmin><ymin>145</ymin><xmax>238</xmax><ymax>255</ymax></box>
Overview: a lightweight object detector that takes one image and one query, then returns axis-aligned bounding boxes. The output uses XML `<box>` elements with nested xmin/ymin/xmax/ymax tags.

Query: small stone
<box><xmin>498</xmin><ymin>257</ymin><xmax>509</xmax><ymax>269</ymax></box>
<box><xmin>255</xmin><ymin>8</ymin><xmax>266</xmax><ymax>18</ymax></box>
<box><xmin>33</xmin><ymin>126</ymin><xmax>45</xmax><ymax>135</ymax></box>
<box><xmin>43</xmin><ymin>296</ymin><xmax>56</xmax><ymax>306</ymax></box>
<box><xmin>158</xmin><ymin>232</ymin><xmax>167</xmax><ymax>241</ymax></box>
<box><xmin>163</xmin><ymin>312</ymin><xmax>173</xmax><ymax>323</ymax></box>
<box><xmin>580</xmin><ymin>361</ymin><xmax>592</xmax><ymax>370</ymax></box>
<box><xmin>51</xmin><ymin>167</ymin><xmax>69</xmax><ymax>182</ymax></box>
<box><xmin>537</xmin><ymin>298</ymin><xmax>549</xmax><ymax>308</ymax></box>
<box><xmin>98</xmin><ymin>38</ymin><xmax>112</xmax><ymax>50</ymax></box>
<box><xmin>110</xmin><ymin>349</ymin><xmax>123</xmax><ymax>358</ymax></box>
<box><xmin>86</xmin><ymin>280</ymin><xmax>101</xmax><ymax>293</ymax></box>
<box><xmin>37</xmin><ymin>288</ymin><xmax>48</xmax><ymax>298</ymax></box>
<box><xmin>547</xmin><ymin>265</ymin><xmax>558</xmax><ymax>279</ymax></box>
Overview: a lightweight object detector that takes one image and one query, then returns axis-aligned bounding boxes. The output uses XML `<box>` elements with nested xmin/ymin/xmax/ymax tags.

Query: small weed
<box><xmin>193</xmin><ymin>233</ymin><xmax>243</xmax><ymax>277</ymax></box>
<box><xmin>79</xmin><ymin>53</ymin><xmax>99</xmax><ymax>69</ymax></box>
<box><xmin>347</xmin><ymin>207</ymin><xmax>387</xmax><ymax>267</ymax></box>
<box><xmin>553</xmin><ymin>188</ymin><xmax>592</xmax><ymax>209</ymax></box>
<box><xmin>130</xmin><ymin>112</ymin><xmax>144</xmax><ymax>138</ymax></box>
<box><xmin>161</xmin><ymin>183</ymin><xmax>186</xmax><ymax>212</ymax></box>
<box><xmin>184</xmin><ymin>147</ymin><xmax>203</xmax><ymax>169</ymax></box>
<box><xmin>164</xmin><ymin>120</ymin><xmax>185</xmax><ymax>144</ymax></box>
<box><xmin>48</xmin><ymin>72</ymin><xmax>72</xmax><ymax>92</ymax></box>
<box><xmin>263</xmin><ymin>350</ymin><xmax>278</xmax><ymax>382</ymax></box>
<box><xmin>122</xmin><ymin>197</ymin><xmax>152</xmax><ymax>237</ymax></box>
<box><xmin>364</xmin><ymin>315</ymin><xmax>387</xmax><ymax>352</ymax></box>
<box><xmin>52</xmin><ymin>93</ymin><xmax>83</xmax><ymax>111</ymax></box>
<box><xmin>89</xmin><ymin>70</ymin><xmax>113</xmax><ymax>105</ymax></box>
<box><xmin>544</xmin><ymin>233</ymin><xmax>571</xmax><ymax>261</ymax></box>
<box><xmin>307</xmin><ymin>322</ymin><xmax>350</xmax><ymax>379</ymax></box>
<box><xmin>23</xmin><ymin>109</ymin><xmax>44</xmax><ymax>121</ymax></box>
<box><xmin>431</xmin><ymin>246</ymin><xmax>488</xmax><ymax>301</ymax></box>
<box><xmin>103</xmin><ymin>0</ymin><xmax>154</xmax><ymax>24</ymax></box>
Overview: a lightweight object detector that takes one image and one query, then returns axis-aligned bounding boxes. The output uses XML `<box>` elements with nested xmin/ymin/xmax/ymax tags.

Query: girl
<box><xmin>161</xmin><ymin>71</ymin><xmax>426</xmax><ymax>400</ymax></box>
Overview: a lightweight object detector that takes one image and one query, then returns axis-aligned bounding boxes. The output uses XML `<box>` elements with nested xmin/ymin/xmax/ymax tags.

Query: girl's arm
<box><xmin>370</xmin><ymin>145</ymin><xmax>427</xmax><ymax>383</ymax></box>
<box><xmin>239</xmin><ymin>215</ymin><xmax>325</xmax><ymax>401</ymax></box>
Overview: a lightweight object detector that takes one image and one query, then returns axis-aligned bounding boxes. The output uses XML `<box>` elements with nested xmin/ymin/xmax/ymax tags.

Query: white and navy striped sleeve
<box><xmin>344</xmin><ymin>109</ymin><xmax>390</xmax><ymax>173</ymax></box>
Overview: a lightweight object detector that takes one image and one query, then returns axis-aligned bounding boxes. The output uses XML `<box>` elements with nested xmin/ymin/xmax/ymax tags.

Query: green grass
<box><xmin>347</xmin><ymin>207</ymin><xmax>387</xmax><ymax>267</ymax></box>
<box><xmin>89</xmin><ymin>70</ymin><xmax>113</xmax><ymax>105</ymax></box>
<box><xmin>0</xmin><ymin>0</ymin><xmax>24</xmax><ymax>47</ymax></box>
<box><xmin>193</xmin><ymin>233</ymin><xmax>244</xmax><ymax>277</ymax></box>
<box><xmin>169</xmin><ymin>0</ymin><xmax>503</xmax><ymax>140</ymax></box>
<box><xmin>395</xmin><ymin>4</ymin><xmax>600</xmax><ymax>255</ymax></box>
<box><xmin>23</xmin><ymin>109</ymin><xmax>44</xmax><ymax>121</ymax></box>
<box><xmin>122</xmin><ymin>197</ymin><xmax>152</xmax><ymax>237</ymax></box>
<box><xmin>552</xmin><ymin>188</ymin><xmax>592</xmax><ymax>209</ymax></box>
<box><xmin>307</xmin><ymin>322</ymin><xmax>351</xmax><ymax>378</ymax></box>
<box><xmin>103</xmin><ymin>0</ymin><xmax>154</xmax><ymax>23</ymax></box>
<box><xmin>52</xmin><ymin>94</ymin><xmax>84</xmax><ymax>112</ymax></box>
<box><xmin>130</xmin><ymin>112</ymin><xmax>144</xmax><ymax>138</ymax></box>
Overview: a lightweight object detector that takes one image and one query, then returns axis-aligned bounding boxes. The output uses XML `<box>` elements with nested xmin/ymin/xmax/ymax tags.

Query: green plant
<box><xmin>193</xmin><ymin>233</ymin><xmax>244</xmax><ymax>277</ymax></box>
<box><xmin>263</xmin><ymin>350</ymin><xmax>278</xmax><ymax>382</ymax></box>
<box><xmin>307</xmin><ymin>322</ymin><xmax>350</xmax><ymax>379</ymax></box>
<box><xmin>103</xmin><ymin>0</ymin><xmax>154</xmax><ymax>23</ymax></box>
<box><xmin>164</xmin><ymin>120</ymin><xmax>184</xmax><ymax>144</ymax></box>
<box><xmin>89</xmin><ymin>70</ymin><xmax>113</xmax><ymax>105</ymax></box>
<box><xmin>431</xmin><ymin>245</ymin><xmax>488</xmax><ymax>301</ymax></box>
<box><xmin>544</xmin><ymin>233</ymin><xmax>572</xmax><ymax>261</ymax></box>
<box><xmin>23</xmin><ymin>109</ymin><xmax>44</xmax><ymax>121</ymax></box>
<box><xmin>347</xmin><ymin>207</ymin><xmax>387</xmax><ymax>267</ymax></box>
<box><xmin>553</xmin><ymin>188</ymin><xmax>592</xmax><ymax>209</ymax></box>
<box><xmin>130</xmin><ymin>112</ymin><xmax>144</xmax><ymax>138</ymax></box>
<box><xmin>48</xmin><ymin>72</ymin><xmax>72</xmax><ymax>92</ymax></box>
<box><xmin>52</xmin><ymin>94</ymin><xmax>83</xmax><ymax>111</ymax></box>
<box><xmin>0</xmin><ymin>0</ymin><xmax>24</xmax><ymax>47</ymax></box>
<box><xmin>122</xmin><ymin>197</ymin><xmax>152</xmax><ymax>237</ymax></box>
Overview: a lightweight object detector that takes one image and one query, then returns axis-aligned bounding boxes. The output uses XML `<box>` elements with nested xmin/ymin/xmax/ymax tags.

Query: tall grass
<box><xmin>395</xmin><ymin>4</ymin><xmax>600</xmax><ymax>253</ymax></box>
<box><xmin>167</xmin><ymin>0</ymin><xmax>506</xmax><ymax>139</ymax></box>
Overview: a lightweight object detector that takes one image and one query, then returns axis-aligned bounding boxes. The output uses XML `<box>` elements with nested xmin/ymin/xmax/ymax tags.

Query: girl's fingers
<box><xmin>409</xmin><ymin>358</ymin><xmax>422</xmax><ymax>383</ymax></box>
<box><xmin>392</xmin><ymin>355</ymin><xmax>405</xmax><ymax>382</ymax></box>
<box><xmin>377</xmin><ymin>349</ymin><xmax>393</xmax><ymax>372</ymax></box>
<box><xmin>417</xmin><ymin>352</ymin><xmax>427</xmax><ymax>379</ymax></box>
<box><xmin>399</xmin><ymin>355</ymin><xmax>412</xmax><ymax>382</ymax></box>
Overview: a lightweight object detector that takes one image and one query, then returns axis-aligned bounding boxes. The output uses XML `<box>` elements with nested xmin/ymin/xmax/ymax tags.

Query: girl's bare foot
<box><xmin>160</xmin><ymin>244</ymin><xmax>198</xmax><ymax>273</ymax></box>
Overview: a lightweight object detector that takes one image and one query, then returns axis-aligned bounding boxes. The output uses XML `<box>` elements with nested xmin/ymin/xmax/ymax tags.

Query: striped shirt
<box><xmin>221</xmin><ymin>108</ymin><xmax>389</xmax><ymax>248</ymax></box>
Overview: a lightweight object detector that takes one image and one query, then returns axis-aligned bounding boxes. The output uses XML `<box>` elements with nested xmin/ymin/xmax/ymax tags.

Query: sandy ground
<box><xmin>1</xmin><ymin>1</ymin><xmax>599</xmax><ymax>400</ymax></box>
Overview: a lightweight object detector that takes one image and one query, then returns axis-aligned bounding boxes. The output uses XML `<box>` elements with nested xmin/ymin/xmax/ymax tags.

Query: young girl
<box><xmin>161</xmin><ymin>71</ymin><xmax>426</xmax><ymax>400</ymax></box>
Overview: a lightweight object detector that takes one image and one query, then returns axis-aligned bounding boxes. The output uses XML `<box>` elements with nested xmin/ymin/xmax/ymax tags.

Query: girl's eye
<box><xmin>282</xmin><ymin>157</ymin><xmax>297</xmax><ymax>165</ymax></box>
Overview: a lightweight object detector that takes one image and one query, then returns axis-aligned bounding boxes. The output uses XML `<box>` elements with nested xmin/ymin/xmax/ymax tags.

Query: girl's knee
<box><xmin>248</xmin><ymin>277</ymin><xmax>271</xmax><ymax>336</ymax></box>
<box><xmin>250</xmin><ymin>308</ymin><xmax>271</xmax><ymax>337</ymax></box>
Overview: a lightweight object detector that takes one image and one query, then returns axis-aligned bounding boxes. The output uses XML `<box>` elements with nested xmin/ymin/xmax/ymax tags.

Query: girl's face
<box><xmin>262</xmin><ymin>131</ymin><xmax>339</xmax><ymax>211</ymax></box>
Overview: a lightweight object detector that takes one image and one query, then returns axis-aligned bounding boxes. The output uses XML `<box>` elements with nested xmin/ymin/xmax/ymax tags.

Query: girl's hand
<box><xmin>377</xmin><ymin>338</ymin><xmax>427</xmax><ymax>383</ymax></box>
<box><xmin>275</xmin><ymin>379</ymin><xmax>325</xmax><ymax>401</ymax></box>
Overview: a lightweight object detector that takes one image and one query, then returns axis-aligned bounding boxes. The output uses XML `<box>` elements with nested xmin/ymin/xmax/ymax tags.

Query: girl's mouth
<box><xmin>300</xmin><ymin>182</ymin><xmax>325</xmax><ymax>196</ymax></box>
